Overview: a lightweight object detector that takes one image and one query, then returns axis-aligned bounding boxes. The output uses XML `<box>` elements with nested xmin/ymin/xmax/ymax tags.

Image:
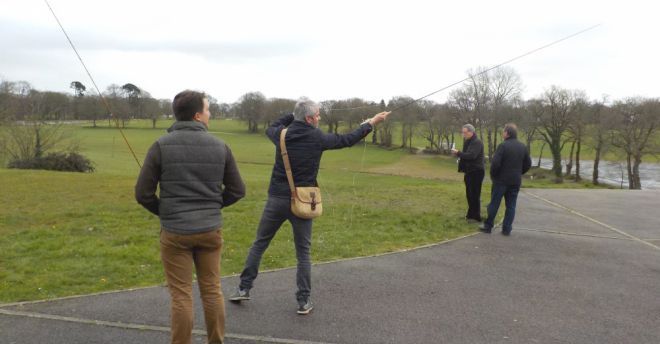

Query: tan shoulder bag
<box><xmin>280</xmin><ymin>128</ymin><xmax>323</xmax><ymax>219</ymax></box>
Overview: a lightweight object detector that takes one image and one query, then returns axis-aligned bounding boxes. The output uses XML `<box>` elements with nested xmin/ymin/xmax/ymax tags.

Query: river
<box><xmin>537</xmin><ymin>158</ymin><xmax>660</xmax><ymax>189</ymax></box>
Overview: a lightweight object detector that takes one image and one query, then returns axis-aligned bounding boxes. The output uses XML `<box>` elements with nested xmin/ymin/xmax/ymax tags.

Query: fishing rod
<box><xmin>45</xmin><ymin>0</ymin><xmax>143</xmax><ymax>168</ymax></box>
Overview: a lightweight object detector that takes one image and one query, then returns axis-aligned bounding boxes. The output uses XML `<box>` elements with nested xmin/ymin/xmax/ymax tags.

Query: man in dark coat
<box><xmin>229</xmin><ymin>97</ymin><xmax>389</xmax><ymax>314</ymax></box>
<box><xmin>452</xmin><ymin>124</ymin><xmax>485</xmax><ymax>222</ymax></box>
<box><xmin>480</xmin><ymin>123</ymin><xmax>531</xmax><ymax>236</ymax></box>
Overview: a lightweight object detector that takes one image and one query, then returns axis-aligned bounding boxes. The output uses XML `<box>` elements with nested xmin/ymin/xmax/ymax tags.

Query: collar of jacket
<box><xmin>291</xmin><ymin>119</ymin><xmax>316</xmax><ymax>129</ymax></box>
<box><xmin>167</xmin><ymin>120</ymin><xmax>208</xmax><ymax>133</ymax></box>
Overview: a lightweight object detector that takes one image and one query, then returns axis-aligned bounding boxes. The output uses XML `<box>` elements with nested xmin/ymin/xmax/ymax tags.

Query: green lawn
<box><xmin>0</xmin><ymin>119</ymin><xmax>599</xmax><ymax>302</ymax></box>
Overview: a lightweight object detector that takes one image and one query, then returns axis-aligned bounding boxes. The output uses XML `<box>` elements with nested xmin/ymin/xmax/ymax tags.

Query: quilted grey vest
<box><xmin>158</xmin><ymin>121</ymin><xmax>227</xmax><ymax>234</ymax></box>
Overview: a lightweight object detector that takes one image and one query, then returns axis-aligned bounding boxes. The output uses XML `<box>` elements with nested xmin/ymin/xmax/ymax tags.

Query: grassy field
<box><xmin>0</xmin><ymin>119</ymin><xmax>599</xmax><ymax>302</ymax></box>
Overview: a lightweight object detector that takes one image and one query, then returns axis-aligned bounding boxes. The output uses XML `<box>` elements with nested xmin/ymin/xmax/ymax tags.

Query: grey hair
<box><xmin>462</xmin><ymin>124</ymin><xmax>476</xmax><ymax>133</ymax></box>
<box><xmin>293</xmin><ymin>97</ymin><xmax>320</xmax><ymax>121</ymax></box>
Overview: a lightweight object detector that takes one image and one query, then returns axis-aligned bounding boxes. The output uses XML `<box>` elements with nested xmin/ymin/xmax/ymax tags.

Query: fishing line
<box><xmin>330</xmin><ymin>24</ymin><xmax>602</xmax><ymax>114</ymax></box>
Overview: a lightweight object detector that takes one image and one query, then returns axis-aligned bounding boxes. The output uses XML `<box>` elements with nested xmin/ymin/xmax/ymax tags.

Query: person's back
<box><xmin>490</xmin><ymin>135</ymin><xmax>531</xmax><ymax>186</ymax></box>
<box><xmin>481</xmin><ymin>123</ymin><xmax>531</xmax><ymax>236</ymax></box>
<box><xmin>135</xmin><ymin>90</ymin><xmax>245</xmax><ymax>344</ymax></box>
<box><xmin>157</xmin><ymin>121</ymin><xmax>235</xmax><ymax>232</ymax></box>
<box><xmin>230</xmin><ymin>98</ymin><xmax>389</xmax><ymax>314</ymax></box>
<box><xmin>266</xmin><ymin>114</ymin><xmax>373</xmax><ymax>198</ymax></box>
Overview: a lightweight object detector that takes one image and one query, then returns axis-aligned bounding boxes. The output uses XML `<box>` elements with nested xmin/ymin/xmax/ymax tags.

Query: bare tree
<box><xmin>611</xmin><ymin>98</ymin><xmax>660</xmax><ymax>189</ymax></box>
<box><xmin>488</xmin><ymin>67</ymin><xmax>523</xmax><ymax>157</ymax></box>
<box><xmin>320</xmin><ymin>100</ymin><xmax>341</xmax><ymax>134</ymax></box>
<box><xmin>104</xmin><ymin>84</ymin><xmax>130</xmax><ymax>128</ymax></box>
<box><xmin>216</xmin><ymin>102</ymin><xmax>232</xmax><ymax>119</ymax></box>
<box><xmin>3</xmin><ymin>89</ymin><xmax>70</xmax><ymax>161</ymax></box>
<box><xmin>265</xmin><ymin>98</ymin><xmax>296</xmax><ymax>128</ymax></box>
<box><xmin>372</xmin><ymin>99</ymin><xmax>386</xmax><ymax>144</ymax></box>
<box><xmin>537</xmin><ymin>86</ymin><xmax>577</xmax><ymax>182</ymax></box>
<box><xmin>449</xmin><ymin>67</ymin><xmax>522</xmax><ymax>159</ymax></box>
<box><xmin>29</xmin><ymin>91</ymin><xmax>70</xmax><ymax>121</ymax></box>
<box><xmin>0</xmin><ymin>80</ymin><xmax>18</xmax><ymax>121</ymax></box>
<box><xmin>567</xmin><ymin>90</ymin><xmax>590</xmax><ymax>181</ymax></box>
<box><xmin>587</xmin><ymin>97</ymin><xmax>616</xmax><ymax>185</ymax></box>
<box><xmin>449</xmin><ymin>68</ymin><xmax>490</xmax><ymax>144</ymax></box>
<box><xmin>4</xmin><ymin>121</ymin><xmax>68</xmax><ymax>160</ymax></box>
<box><xmin>78</xmin><ymin>95</ymin><xmax>106</xmax><ymax>127</ymax></box>
<box><xmin>387</xmin><ymin>96</ymin><xmax>419</xmax><ymax>150</ymax></box>
<box><xmin>419</xmin><ymin>100</ymin><xmax>440</xmax><ymax>151</ymax></box>
<box><xmin>418</xmin><ymin>100</ymin><xmax>458</xmax><ymax>154</ymax></box>
<box><xmin>236</xmin><ymin>92</ymin><xmax>266</xmax><ymax>133</ymax></box>
<box><xmin>159</xmin><ymin>99</ymin><xmax>172</xmax><ymax>119</ymax></box>
<box><xmin>142</xmin><ymin>97</ymin><xmax>162</xmax><ymax>129</ymax></box>
<box><xmin>207</xmin><ymin>95</ymin><xmax>220</xmax><ymax>121</ymax></box>
<box><xmin>519</xmin><ymin>99</ymin><xmax>544</xmax><ymax>152</ymax></box>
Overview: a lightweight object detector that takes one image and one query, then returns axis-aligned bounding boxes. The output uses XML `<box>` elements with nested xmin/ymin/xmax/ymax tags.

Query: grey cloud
<box><xmin>1</xmin><ymin>19</ymin><xmax>313</xmax><ymax>62</ymax></box>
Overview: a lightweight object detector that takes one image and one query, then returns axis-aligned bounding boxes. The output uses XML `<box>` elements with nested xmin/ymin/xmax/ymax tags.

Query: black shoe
<box><xmin>228</xmin><ymin>288</ymin><xmax>250</xmax><ymax>302</ymax></box>
<box><xmin>466</xmin><ymin>218</ymin><xmax>481</xmax><ymax>224</ymax></box>
<box><xmin>297</xmin><ymin>299</ymin><xmax>313</xmax><ymax>315</ymax></box>
<box><xmin>501</xmin><ymin>230</ymin><xmax>511</xmax><ymax>236</ymax></box>
<box><xmin>478</xmin><ymin>224</ymin><xmax>492</xmax><ymax>233</ymax></box>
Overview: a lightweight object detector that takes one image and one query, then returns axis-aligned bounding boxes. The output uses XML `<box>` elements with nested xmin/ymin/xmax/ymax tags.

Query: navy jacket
<box><xmin>266</xmin><ymin>113</ymin><xmax>373</xmax><ymax>198</ymax></box>
<box><xmin>489</xmin><ymin>136</ymin><xmax>532</xmax><ymax>186</ymax></box>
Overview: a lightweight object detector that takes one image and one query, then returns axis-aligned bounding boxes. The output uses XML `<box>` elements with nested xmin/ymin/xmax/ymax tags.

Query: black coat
<box><xmin>266</xmin><ymin>113</ymin><xmax>372</xmax><ymax>198</ymax></box>
<box><xmin>457</xmin><ymin>135</ymin><xmax>485</xmax><ymax>173</ymax></box>
<box><xmin>489</xmin><ymin>136</ymin><xmax>532</xmax><ymax>186</ymax></box>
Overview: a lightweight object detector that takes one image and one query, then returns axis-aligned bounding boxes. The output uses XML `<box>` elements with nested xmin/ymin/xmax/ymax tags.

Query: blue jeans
<box><xmin>484</xmin><ymin>182</ymin><xmax>520</xmax><ymax>233</ymax></box>
<box><xmin>239</xmin><ymin>196</ymin><xmax>313</xmax><ymax>304</ymax></box>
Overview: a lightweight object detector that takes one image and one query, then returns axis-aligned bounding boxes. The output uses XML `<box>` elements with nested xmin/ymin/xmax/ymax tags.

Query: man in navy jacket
<box><xmin>480</xmin><ymin>123</ymin><xmax>531</xmax><ymax>235</ymax></box>
<box><xmin>230</xmin><ymin>97</ymin><xmax>389</xmax><ymax>314</ymax></box>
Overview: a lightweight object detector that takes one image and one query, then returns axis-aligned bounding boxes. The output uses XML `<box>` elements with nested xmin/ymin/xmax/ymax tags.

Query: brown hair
<box><xmin>504</xmin><ymin>123</ymin><xmax>518</xmax><ymax>138</ymax></box>
<box><xmin>172</xmin><ymin>90</ymin><xmax>206</xmax><ymax>121</ymax></box>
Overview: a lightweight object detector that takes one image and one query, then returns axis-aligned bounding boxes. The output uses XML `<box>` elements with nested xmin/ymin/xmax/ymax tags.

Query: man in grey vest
<box><xmin>136</xmin><ymin>90</ymin><xmax>245</xmax><ymax>344</ymax></box>
<box><xmin>229</xmin><ymin>97</ymin><xmax>389</xmax><ymax>315</ymax></box>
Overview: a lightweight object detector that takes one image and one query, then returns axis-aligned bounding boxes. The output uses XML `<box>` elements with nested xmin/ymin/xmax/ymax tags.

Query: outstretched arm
<box><xmin>321</xmin><ymin>111</ymin><xmax>390</xmax><ymax>150</ymax></box>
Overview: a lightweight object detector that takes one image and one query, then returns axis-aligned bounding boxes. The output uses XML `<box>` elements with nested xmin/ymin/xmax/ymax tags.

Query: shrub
<box><xmin>8</xmin><ymin>152</ymin><xmax>95</xmax><ymax>172</ymax></box>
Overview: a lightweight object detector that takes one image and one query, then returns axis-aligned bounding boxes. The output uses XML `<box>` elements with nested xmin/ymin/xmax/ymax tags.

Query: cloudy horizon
<box><xmin>1</xmin><ymin>0</ymin><xmax>659</xmax><ymax>105</ymax></box>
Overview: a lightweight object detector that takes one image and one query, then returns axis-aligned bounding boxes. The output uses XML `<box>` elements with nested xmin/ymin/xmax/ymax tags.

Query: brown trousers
<box><xmin>160</xmin><ymin>229</ymin><xmax>225</xmax><ymax>344</ymax></box>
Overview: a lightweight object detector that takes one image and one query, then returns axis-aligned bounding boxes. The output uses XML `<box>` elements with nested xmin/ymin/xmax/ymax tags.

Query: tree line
<box><xmin>1</xmin><ymin>68</ymin><xmax>659</xmax><ymax>189</ymax></box>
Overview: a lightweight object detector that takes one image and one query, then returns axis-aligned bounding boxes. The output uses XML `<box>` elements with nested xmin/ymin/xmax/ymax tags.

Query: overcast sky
<box><xmin>1</xmin><ymin>0</ymin><xmax>658</xmax><ymax>105</ymax></box>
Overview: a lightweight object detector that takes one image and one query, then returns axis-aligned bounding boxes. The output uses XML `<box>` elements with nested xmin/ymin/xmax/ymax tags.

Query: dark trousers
<box><xmin>484</xmin><ymin>182</ymin><xmax>520</xmax><ymax>233</ymax></box>
<box><xmin>239</xmin><ymin>196</ymin><xmax>312</xmax><ymax>304</ymax></box>
<box><xmin>464</xmin><ymin>169</ymin><xmax>485</xmax><ymax>221</ymax></box>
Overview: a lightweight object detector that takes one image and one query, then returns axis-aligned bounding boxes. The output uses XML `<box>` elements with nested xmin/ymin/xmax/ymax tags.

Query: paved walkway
<box><xmin>1</xmin><ymin>189</ymin><xmax>659</xmax><ymax>343</ymax></box>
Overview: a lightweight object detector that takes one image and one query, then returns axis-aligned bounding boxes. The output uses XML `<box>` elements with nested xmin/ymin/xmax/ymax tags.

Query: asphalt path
<box><xmin>2</xmin><ymin>189</ymin><xmax>658</xmax><ymax>343</ymax></box>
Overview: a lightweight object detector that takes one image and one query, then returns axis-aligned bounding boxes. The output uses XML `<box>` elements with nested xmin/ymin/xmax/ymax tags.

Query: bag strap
<box><xmin>279</xmin><ymin>128</ymin><xmax>297</xmax><ymax>198</ymax></box>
